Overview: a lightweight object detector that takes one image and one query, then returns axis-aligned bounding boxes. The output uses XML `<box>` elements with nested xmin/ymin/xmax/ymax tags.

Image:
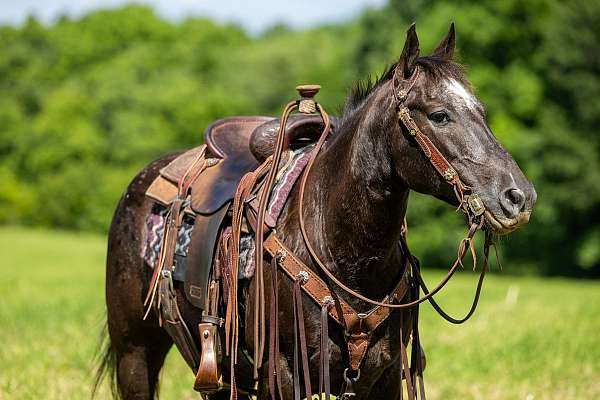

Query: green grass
<box><xmin>0</xmin><ymin>226</ymin><xmax>598</xmax><ymax>399</ymax></box>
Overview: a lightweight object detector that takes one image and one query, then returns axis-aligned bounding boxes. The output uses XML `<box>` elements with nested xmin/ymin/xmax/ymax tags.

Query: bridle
<box><xmin>226</xmin><ymin>64</ymin><xmax>497</xmax><ymax>399</ymax></box>
<box><xmin>293</xmin><ymin>64</ymin><xmax>495</xmax><ymax>393</ymax></box>
<box><xmin>296</xmin><ymin>64</ymin><xmax>491</xmax><ymax>312</ymax></box>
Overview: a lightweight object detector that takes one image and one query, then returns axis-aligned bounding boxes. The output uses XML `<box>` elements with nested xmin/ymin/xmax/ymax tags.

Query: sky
<box><xmin>0</xmin><ymin>0</ymin><xmax>387</xmax><ymax>33</ymax></box>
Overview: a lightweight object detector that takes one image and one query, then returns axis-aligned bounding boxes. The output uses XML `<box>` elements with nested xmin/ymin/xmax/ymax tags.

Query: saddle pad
<box><xmin>226</xmin><ymin>147</ymin><xmax>312</xmax><ymax>279</ymax></box>
<box><xmin>141</xmin><ymin>204</ymin><xmax>194</xmax><ymax>282</ymax></box>
<box><xmin>142</xmin><ymin>147</ymin><xmax>313</xmax><ymax>281</ymax></box>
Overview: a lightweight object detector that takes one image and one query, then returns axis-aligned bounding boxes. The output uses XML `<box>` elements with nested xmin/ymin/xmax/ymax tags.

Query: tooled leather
<box><xmin>347</xmin><ymin>333</ymin><xmax>370</xmax><ymax>371</ymax></box>
<box><xmin>263</xmin><ymin>234</ymin><xmax>411</xmax><ymax>371</ymax></box>
<box><xmin>398</xmin><ymin>107</ymin><xmax>457</xmax><ymax>182</ymax></box>
<box><xmin>263</xmin><ymin>234</ymin><xmax>352</xmax><ymax>326</ymax></box>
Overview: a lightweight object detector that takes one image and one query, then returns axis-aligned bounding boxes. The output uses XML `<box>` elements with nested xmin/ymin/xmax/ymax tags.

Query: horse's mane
<box><xmin>343</xmin><ymin>56</ymin><xmax>471</xmax><ymax>117</ymax></box>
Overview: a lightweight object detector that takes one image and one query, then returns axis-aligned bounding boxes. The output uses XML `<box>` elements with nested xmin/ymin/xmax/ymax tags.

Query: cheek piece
<box><xmin>392</xmin><ymin>66</ymin><xmax>487</xmax><ymax>222</ymax></box>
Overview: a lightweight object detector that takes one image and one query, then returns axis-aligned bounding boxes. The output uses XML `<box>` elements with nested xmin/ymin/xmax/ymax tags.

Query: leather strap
<box><xmin>393</xmin><ymin>67</ymin><xmax>470</xmax><ymax>205</ymax></box>
<box><xmin>264</xmin><ymin>235</ymin><xmax>410</xmax><ymax>330</ymax></box>
<box><xmin>143</xmin><ymin>146</ymin><xmax>210</xmax><ymax>319</ymax></box>
<box><xmin>264</xmin><ymin>234</ymin><xmax>411</xmax><ymax>370</ymax></box>
<box><xmin>399</xmin><ymin>315</ymin><xmax>413</xmax><ymax>399</ymax></box>
<box><xmin>319</xmin><ymin>298</ymin><xmax>332</xmax><ymax>399</ymax></box>
<box><xmin>292</xmin><ymin>280</ymin><xmax>313</xmax><ymax>400</ymax></box>
<box><xmin>254</xmin><ymin>101</ymin><xmax>297</xmax><ymax>378</ymax></box>
<box><xmin>268</xmin><ymin>257</ymin><xmax>283</xmax><ymax>399</ymax></box>
<box><xmin>397</xmin><ymin>107</ymin><xmax>459</xmax><ymax>186</ymax></box>
<box><xmin>194</xmin><ymin>323</ymin><xmax>221</xmax><ymax>392</ymax></box>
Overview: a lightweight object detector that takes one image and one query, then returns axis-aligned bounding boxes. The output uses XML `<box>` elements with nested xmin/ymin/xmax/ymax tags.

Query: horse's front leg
<box><xmin>255</xmin><ymin>350</ymin><xmax>294</xmax><ymax>400</ymax></box>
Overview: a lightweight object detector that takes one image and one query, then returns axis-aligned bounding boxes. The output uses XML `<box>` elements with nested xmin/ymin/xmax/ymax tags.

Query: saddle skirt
<box><xmin>146</xmin><ymin>114</ymin><xmax>336</xmax><ymax>215</ymax></box>
<box><xmin>144</xmin><ymin>113</ymin><xmax>330</xmax><ymax>309</ymax></box>
<box><xmin>142</xmin><ymin>146</ymin><xmax>312</xmax><ymax>283</ymax></box>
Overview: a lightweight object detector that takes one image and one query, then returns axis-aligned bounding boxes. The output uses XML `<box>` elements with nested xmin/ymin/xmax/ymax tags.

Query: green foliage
<box><xmin>0</xmin><ymin>2</ymin><xmax>598</xmax><ymax>276</ymax></box>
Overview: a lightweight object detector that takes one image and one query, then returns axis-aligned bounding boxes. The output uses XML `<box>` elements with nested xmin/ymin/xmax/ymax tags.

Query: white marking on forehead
<box><xmin>445</xmin><ymin>78</ymin><xmax>477</xmax><ymax>111</ymax></box>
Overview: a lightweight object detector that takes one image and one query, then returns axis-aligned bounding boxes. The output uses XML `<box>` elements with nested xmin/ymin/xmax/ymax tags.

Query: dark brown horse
<box><xmin>96</xmin><ymin>24</ymin><xmax>536</xmax><ymax>399</ymax></box>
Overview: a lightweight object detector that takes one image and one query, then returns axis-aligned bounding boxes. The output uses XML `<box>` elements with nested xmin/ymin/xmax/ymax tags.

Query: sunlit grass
<box><xmin>0</xmin><ymin>226</ymin><xmax>598</xmax><ymax>399</ymax></box>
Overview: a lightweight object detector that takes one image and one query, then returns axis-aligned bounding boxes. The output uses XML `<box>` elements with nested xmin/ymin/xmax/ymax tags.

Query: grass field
<box><xmin>0</xmin><ymin>226</ymin><xmax>598</xmax><ymax>399</ymax></box>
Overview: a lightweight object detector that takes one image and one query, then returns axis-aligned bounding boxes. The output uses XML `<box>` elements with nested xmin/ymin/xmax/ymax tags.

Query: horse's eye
<box><xmin>429</xmin><ymin>111</ymin><xmax>450</xmax><ymax>125</ymax></box>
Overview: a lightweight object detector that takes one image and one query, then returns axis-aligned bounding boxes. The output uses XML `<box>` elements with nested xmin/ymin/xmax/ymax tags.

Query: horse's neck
<box><xmin>301</xmin><ymin>91</ymin><xmax>409</xmax><ymax>299</ymax></box>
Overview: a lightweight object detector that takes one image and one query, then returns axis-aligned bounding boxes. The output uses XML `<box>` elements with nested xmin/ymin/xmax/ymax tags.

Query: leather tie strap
<box><xmin>268</xmin><ymin>257</ymin><xmax>284</xmax><ymax>399</ymax></box>
<box><xmin>292</xmin><ymin>279</ymin><xmax>313</xmax><ymax>400</ymax></box>
<box><xmin>253</xmin><ymin>101</ymin><xmax>298</xmax><ymax>378</ymax></box>
<box><xmin>399</xmin><ymin>318</ymin><xmax>414</xmax><ymax>399</ymax></box>
<box><xmin>319</xmin><ymin>298</ymin><xmax>332</xmax><ymax>400</ymax></box>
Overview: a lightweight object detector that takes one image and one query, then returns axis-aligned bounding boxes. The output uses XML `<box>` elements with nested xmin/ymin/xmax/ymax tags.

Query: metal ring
<box><xmin>343</xmin><ymin>367</ymin><xmax>361</xmax><ymax>381</ymax></box>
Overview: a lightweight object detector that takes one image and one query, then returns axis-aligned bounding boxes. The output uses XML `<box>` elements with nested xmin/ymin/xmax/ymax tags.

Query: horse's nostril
<box><xmin>508</xmin><ymin>188</ymin><xmax>525</xmax><ymax>206</ymax></box>
<box><xmin>499</xmin><ymin>187</ymin><xmax>525</xmax><ymax>218</ymax></box>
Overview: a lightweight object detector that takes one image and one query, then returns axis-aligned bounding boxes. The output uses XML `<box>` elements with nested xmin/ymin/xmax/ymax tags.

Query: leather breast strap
<box><xmin>263</xmin><ymin>234</ymin><xmax>411</xmax><ymax>370</ymax></box>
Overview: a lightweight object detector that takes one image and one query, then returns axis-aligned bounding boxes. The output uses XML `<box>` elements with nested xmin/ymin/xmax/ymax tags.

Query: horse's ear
<box><xmin>398</xmin><ymin>23</ymin><xmax>420</xmax><ymax>78</ymax></box>
<box><xmin>432</xmin><ymin>22</ymin><xmax>455</xmax><ymax>61</ymax></box>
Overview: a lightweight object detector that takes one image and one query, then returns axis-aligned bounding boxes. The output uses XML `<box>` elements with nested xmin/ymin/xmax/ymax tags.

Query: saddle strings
<box><xmin>399</xmin><ymin>312</ymin><xmax>414</xmax><ymax>399</ymax></box>
<box><xmin>227</xmin><ymin>165</ymin><xmax>268</xmax><ymax>400</ymax></box>
<box><xmin>268</xmin><ymin>257</ymin><xmax>284</xmax><ymax>399</ymax></box>
<box><xmin>292</xmin><ymin>278</ymin><xmax>313</xmax><ymax>400</ymax></box>
<box><xmin>253</xmin><ymin>100</ymin><xmax>297</xmax><ymax>379</ymax></box>
<box><xmin>143</xmin><ymin>147</ymin><xmax>208</xmax><ymax>321</ymax></box>
<box><xmin>319</xmin><ymin>297</ymin><xmax>333</xmax><ymax>400</ymax></box>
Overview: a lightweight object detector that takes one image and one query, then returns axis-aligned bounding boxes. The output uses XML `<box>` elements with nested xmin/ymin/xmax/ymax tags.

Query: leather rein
<box><xmin>225</xmin><ymin>66</ymin><xmax>496</xmax><ymax>399</ymax></box>
<box><xmin>294</xmin><ymin>65</ymin><xmax>492</xmax><ymax>313</ymax></box>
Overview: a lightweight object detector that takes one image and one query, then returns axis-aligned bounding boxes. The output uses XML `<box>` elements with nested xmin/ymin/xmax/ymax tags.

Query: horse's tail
<box><xmin>92</xmin><ymin>323</ymin><xmax>120</xmax><ymax>399</ymax></box>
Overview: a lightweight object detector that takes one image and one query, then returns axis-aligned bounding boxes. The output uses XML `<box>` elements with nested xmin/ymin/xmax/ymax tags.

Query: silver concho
<box><xmin>467</xmin><ymin>194</ymin><xmax>485</xmax><ymax>216</ymax></box>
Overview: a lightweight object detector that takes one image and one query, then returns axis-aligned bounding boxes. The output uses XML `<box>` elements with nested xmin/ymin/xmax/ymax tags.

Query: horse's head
<box><xmin>388</xmin><ymin>24</ymin><xmax>536</xmax><ymax>234</ymax></box>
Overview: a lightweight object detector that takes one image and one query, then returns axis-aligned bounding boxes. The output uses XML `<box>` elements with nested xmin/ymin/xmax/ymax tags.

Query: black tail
<box><xmin>92</xmin><ymin>323</ymin><xmax>120</xmax><ymax>399</ymax></box>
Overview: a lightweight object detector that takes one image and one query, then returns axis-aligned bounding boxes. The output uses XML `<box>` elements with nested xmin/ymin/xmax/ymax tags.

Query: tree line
<box><xmin>1</xmin><ymin>0</ymin><xmax>598</xmax><ymax>276</ymax></box>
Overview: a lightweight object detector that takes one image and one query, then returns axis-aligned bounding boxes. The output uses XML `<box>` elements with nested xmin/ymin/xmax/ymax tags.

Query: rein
<box><xmin>295</xmin><ymin>65</ymin><xmax>490</xmax><ymax>313</ymax></box>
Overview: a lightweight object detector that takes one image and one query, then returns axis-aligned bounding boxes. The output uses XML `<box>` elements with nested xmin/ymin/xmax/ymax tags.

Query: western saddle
<box><xmin>144</xmin><ymin>87</ymin><xmax>337</xmax><ymax>394</ymax></box>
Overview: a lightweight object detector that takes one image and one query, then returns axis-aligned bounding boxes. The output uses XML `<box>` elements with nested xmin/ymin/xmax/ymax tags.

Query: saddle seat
<box><xmin>147</xmin><ymin>114</ymin><xmax>336</xmax><ymax>215</ymax></box>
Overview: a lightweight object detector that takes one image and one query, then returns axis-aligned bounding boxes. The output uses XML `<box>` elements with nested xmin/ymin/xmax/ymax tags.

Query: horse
<box><xmin>95</xmin><ymin>24</ymin><xmax>536</xmax><ymax>399</ymax></box>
